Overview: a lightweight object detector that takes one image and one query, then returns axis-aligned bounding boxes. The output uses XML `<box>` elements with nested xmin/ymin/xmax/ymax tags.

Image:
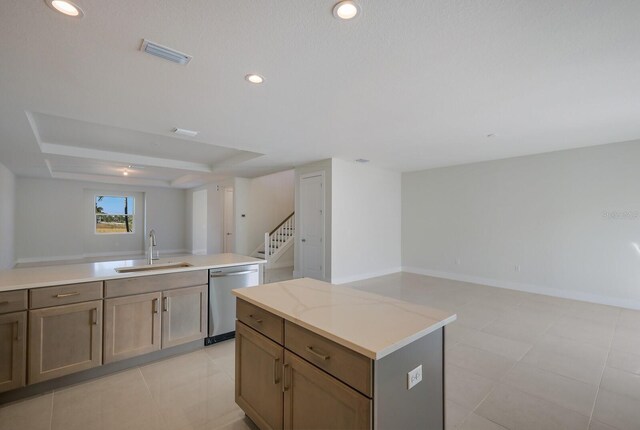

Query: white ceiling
<box><xmin>1</xmin><ymin>0</ymin><xmax>640</xmax><ymax>188</ymax></box>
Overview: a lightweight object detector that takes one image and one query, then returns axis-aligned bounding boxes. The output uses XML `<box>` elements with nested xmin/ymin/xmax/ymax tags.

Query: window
<box><xmin>95</xmin><ymin>196</ymin><xmax>135</xmax><ymax>234</ymax></box>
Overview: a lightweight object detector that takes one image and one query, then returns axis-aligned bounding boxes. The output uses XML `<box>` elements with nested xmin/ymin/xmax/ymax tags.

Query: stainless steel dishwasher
<box><xmin>205</xmin><ymin>264</ymin><xmax>260</xmax><ymax>345</ymax></box>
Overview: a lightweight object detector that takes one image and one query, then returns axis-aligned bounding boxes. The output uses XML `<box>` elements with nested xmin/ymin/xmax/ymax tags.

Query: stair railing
<box><xmin>264</xmin><ymin>212</ymin><xmax>295</xmax><ymax>258</ymax></box>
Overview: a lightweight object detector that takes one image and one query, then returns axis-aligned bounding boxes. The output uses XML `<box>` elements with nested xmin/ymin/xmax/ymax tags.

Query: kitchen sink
<box><xmin>114</xmin><ymin>262</ymin><xmax>193</xmax><ymax>273</ymax></box>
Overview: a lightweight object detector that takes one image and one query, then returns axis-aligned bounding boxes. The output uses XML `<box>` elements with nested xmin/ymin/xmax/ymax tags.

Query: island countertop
<box><xmin>232</xmin><ymin>277</ymin><xmax>456</xmax><ymax>360</ymax></box>
<box><xmin>0</xmin><ymin>253</ymin><xmax>265</xmax><ymax>292</ymax></box>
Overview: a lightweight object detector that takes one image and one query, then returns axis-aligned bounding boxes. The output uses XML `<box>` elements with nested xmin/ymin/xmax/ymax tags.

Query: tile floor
<box><xmin>2</xmin><ymin>272</ymin><xmax>640</xmax><ymax>430</ymax></box>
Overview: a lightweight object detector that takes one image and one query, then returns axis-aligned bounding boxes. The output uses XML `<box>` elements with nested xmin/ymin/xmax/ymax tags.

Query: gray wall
<box><xmin>0</xmin><ymin>162</ymin><xmax>15</xmax><ymax>269</ymax></box>
<box><xmin>15</xmin><ymin>177</ymin><xmax>187</xmax><ymax>263</ymax></box>
<box><xmin>402</xmin><ymin>140</ymin><xmax>640</xmax><ymax>309</ymax></box>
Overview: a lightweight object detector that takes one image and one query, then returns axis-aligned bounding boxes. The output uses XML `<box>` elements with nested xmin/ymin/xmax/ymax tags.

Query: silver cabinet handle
<box><xmin>305</xmin><ymin>346</ymin><xmax>330</xmax><ymax>360</ymax></box>
<box><xmin>249</xmin><ymin>314</ymin><xmax>263</xmax><ymax>324</ymax></box>
<box><xmin>273</xmin><ymin>357</ymin><xmax>280</xmax><ymax>384</ymax></box>
<box><xmin>210</xmin><ymin>270</ymin><xmax>257</xmax><ymax>277</ymax></box>
<box><xmin>153</xmin><ymin>298</ymin><xmax>159</xmax><ymax>314</ymax></box>
<box><xmin>163</xmin><ymin>297</ymin><xmax>168</xmax><ymax>312</ymax></box>
<box><xmin>92</xmin><ymin>308</ymin><xmax>98</xmax><ymax>325</ymax></box>
<box><xmin>55</xmin><ymin>292</ymin><xmax>80</xmax><ymax>298</ymax></box>
<box><xmin>282</xmin><ymin>363</ymin><xmax>290</xmax><ymax>392</ymax></box>
<box><xmin>14</xmin><ymin>320</ymin><xmax>21</xmax><ymax>342</ymax></box>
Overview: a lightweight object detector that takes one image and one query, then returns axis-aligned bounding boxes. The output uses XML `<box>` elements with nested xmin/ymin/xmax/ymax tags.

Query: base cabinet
<box><xmin>103</xmin><ymin>292</ymin><xmax>162</xmax><ymax>364</ymax></box>
<box><xmin>283</xmin><ymin>351</ymin><xmax>371</xmax><ymax>430</ymax></box>
<box><xmin>0</xmin><ymin>312</ymin><xmax>27</xmax><ymax>393</ymax></box>
<box><xmin>236</xmin><ymin>321</ymin><xmax>284</xmax><ymax>430</ymax></box>
<box><xmin>162</xmin><ymin>285</ymin><xmax>207</xmax><ymax>348</ymax></box>
<box><xmin>28</xmin><ymin>301</ymin><xmax>102</xmax><ymax>384</ymax></box>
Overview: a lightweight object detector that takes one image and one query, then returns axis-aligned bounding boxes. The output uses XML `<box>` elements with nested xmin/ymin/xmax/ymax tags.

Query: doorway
<box><xmin>223</xmin><ymin>188</ymin><xmax>234</xmax><ymax>253</ymax></box>
<box><xmin>299</xmin><ymin>172</ymin><xmax>325</xmax><ymax>280</ymax></box>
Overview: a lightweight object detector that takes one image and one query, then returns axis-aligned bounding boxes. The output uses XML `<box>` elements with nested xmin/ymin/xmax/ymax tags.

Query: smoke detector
<box><xmin>140</xmin><ymin>39</ymin><xmax>192</xmax><ymax>65</ymax></box>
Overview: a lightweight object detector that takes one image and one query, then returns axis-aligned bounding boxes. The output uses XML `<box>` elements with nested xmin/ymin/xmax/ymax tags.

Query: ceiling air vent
<box><xmin>140</xmin><ymin>39</ymin><xmax>192</xmax><ymax>65</ymax></box>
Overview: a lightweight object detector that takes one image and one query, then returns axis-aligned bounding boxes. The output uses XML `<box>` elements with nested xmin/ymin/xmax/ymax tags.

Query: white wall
<box><xmin>0</xmin><ymin>162</ymin><xmax>16</xmax><ymax>269</ymax></box>
<box><xmin>15</xmin><ymin>177</ymin><xmax>187</xmax><ymax>263</ymax></box>
<box><xmin>402</xmin><ymin>140</ymin><xmax>640</xmax><ymax>309</ymax></box>
<box><xmin>294</xmin><ymin>159</ymin><xmax>333</xmax><ymax>281</ymax></box>
<box><xmin>331</xmin><ymin>159</ymin><xmax>402</xmax><ymax>284</ymax></box>
<box><xmin>246</xmin><ymin>170</ymin><xmax>295</xmax><ymax>253</ymax></box>
<box><xmin>191</xmin><ymin>189</ymin><xmax>207</xmax><ymax>254</ymax></box>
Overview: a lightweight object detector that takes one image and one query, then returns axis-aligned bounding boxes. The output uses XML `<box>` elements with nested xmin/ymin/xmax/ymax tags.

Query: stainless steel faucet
<box><xmin>148</xmin><ymin>229</ymin><xmax>157</xmax><ymax>265</ymax></box>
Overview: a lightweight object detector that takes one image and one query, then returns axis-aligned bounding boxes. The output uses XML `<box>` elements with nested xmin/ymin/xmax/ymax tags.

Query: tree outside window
<box><xmin>95</xmin><ymin>196</ymin><xmax>135</xmax><ymax>234</ymax></box>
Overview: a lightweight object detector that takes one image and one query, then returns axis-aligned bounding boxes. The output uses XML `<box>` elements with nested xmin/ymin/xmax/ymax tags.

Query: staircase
<box><xmin>252</xmin><ymin>212</ymin><xmax>295</xmax><ymax>268</ymax></box>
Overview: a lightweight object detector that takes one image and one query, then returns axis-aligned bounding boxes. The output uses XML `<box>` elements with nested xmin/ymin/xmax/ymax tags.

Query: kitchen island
<box><xmin>232</xmin><ymin>277</ymin><xmax>456</xmax><ymax>430</ymax></box>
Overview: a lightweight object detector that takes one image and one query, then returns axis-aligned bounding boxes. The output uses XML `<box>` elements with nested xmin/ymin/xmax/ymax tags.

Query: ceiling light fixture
<box><xmin>123</xmin><ymin>169</ymin><xmax>129</xmax><ymax>176</ymax></box>
<box><xmin>333</xmin><ymin>1</ymin><xmax>359</xmax><ymax>20</ymax></box>
<box><xmin>245</xmin><ymin>74</ymin><xmax>264</xmax><ymax>84</ymax></box>
<box><xmin>486</xmin><ymin>133</ymin><xmax>496</xmax><ymax>138</ymax></box>
<box><xmin>355</xmin><ymin>158</ymin><xmax>370</xmax><ymax>163</ymax></box>
<box><xmin>45</xmin><ymin>0</ymin><xmax>84</xmax><ymax>18</ymax></box>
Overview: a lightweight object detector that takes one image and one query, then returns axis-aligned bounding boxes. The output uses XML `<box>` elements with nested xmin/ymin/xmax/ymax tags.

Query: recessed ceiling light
<box><xmin>333</xmin><ymin>1</ymin><xmax>359</xmax><ymax>20</ymax></box>
<box><xmin>355</xmin><ymin>158</ymin><xmax>370</xmax><ymax>163</ymax></box>
<box><xmin>45</xmin><ymin>0</ymin><xmax>84</xmax><ymax>18</ymax></box>
<box><xmin>245</xmin><ymin>74</ymin><xmax>264</xmax><ymax>84</ymax></box>
<box><xmin>123</xmin><ymin>169</ymin><xmax>129</xmax><ymax>176</ymax></box>
<box><xmin>486</xmin><ymin>133</ymin><xmax>496</xmax><ymax>138</ymax></box>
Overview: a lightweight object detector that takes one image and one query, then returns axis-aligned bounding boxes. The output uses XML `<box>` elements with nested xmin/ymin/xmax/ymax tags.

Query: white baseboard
<box><xmin>402</xmin><ymin>266</ymin><xmax>640</xmax><ymax>311</ymax></box>
<box><xmin>331</xmin><ymin>267</ymin><xmax>402</xmax><ymax>285</ymax></box>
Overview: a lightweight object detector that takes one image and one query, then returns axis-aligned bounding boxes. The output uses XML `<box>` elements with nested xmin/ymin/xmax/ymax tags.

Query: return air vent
<box><xmin>140</xmin><ymin>39</ymin><xmax>192</xmax><ymax>65</ymax></box>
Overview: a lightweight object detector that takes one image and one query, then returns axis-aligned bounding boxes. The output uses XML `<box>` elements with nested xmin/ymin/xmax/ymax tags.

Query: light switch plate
<box><xmin>407</xmin><ymin>365</ymin><xmax>422</xmax><ymax>390</ymax></box>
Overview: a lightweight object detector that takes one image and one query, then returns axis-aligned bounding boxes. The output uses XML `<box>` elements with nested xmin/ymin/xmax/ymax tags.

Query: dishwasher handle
<box><xmin>210</xmin><ymin>269</ymin><xmax>258</xmax><ymax>278</ymax></box>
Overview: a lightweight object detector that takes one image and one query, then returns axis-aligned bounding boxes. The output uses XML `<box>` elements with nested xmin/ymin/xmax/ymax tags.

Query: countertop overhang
<box><xmin>0</xmin><ymin>253</ymin><xmax>266</xmax><ymax>292</ymax></box>
<box><xmin>233</xmin><ymin>278</ymin><xmax>457</xmax><ymax>360</ymax></box>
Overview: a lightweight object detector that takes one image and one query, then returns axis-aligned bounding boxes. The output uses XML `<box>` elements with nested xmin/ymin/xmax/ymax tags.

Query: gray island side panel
<box><xmin>373</xmin><ymin>327</ymin><xmax>444</xmax><ymax>430</ymax></box>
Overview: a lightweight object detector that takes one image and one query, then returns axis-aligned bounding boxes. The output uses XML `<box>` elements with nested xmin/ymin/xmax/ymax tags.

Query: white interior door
<box><xmin>300</xmin><ymin>173</ymin><xmax>324</xmax><ymax>280</ymax></box>
<box><xmin>223</xmin><ymin>188</ymin><xmax>234</xmax><ymax>253</ymax></box>
<box><xmin>192</xmin><ymin>189</ymin><xmax>207</xmax><ymax>254</ymax></box>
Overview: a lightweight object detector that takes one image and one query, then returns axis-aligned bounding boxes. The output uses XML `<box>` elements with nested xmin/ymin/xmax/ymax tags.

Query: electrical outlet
<box><xmin>407</xmin><ymin>365</ymin><xmax>422</xmax><ymax>390</ymax></box>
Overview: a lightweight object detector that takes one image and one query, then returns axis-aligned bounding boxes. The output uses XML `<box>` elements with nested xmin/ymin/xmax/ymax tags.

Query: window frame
<box><xmin>94</xmin><ymin>194</ymin><xmax>136</xmax><ymax>235</ymax></box>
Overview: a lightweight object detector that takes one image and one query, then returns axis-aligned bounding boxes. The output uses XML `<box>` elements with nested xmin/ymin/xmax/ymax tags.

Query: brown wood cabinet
<box><xmin>28</xmin><ymin>300</ymin><xmax>102</xmax><ymax>384</ymax></box>
<box><xmin>161</xmin><ymin>285</ymin><xmax>207</xmax><ymax>348</ymax></box>
<box><xmin>283</xmin><ymin>350</ymin><xmax>371</xmax><ymax>430</ymax></box>
<box><xmin>0</xmin><ymin>311</ymin><xmax>27</xmax><ymax>393</ymax></box>
<box><xmin>103</xmin><ymin>292</ymin><xmax>162</xmax><ymax>364</ymax></box>
<box><xmin>234</xmin><ymin>299</ymin><xmax>372</xmax><ymax>430</ymax></box>
<box><xmin>235</xmin><ymin>321</ymin><xmax>284</xmax><ymax>430</ymax></box>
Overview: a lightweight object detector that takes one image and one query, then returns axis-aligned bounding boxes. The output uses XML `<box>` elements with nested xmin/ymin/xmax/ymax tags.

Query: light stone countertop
<box><xmin>233</xmin><ymin>277</ymin><xmax>457</xmax><ymax>360</ymax></box>
<box><xmin>0</xmin><ymin>253</ymin><xmax>265</xmax><ymax>292</ymax></box>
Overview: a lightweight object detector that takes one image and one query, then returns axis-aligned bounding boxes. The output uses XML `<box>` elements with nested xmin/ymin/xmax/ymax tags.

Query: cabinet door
<box><xmin>28</xmin><ymin>301</ymin><xmax>102</xmax><ymax>384</ymax></box>
<box><xmin>0</xmin><ymin>311</ymin><xmax>26</xmax><ymax>393</ymax></box>
<box><xmin>283</xmin><ymin>351</ymin><xmax>371</xmax><ymax>430</ymax></box>
<box><xmin>162</xmin><ymin>285</ymin><xmax>207</xmax><ymax>348</ymax></box>
<box><xmin>235</xmin><ymin>321</ymin><xmax>284</xmax><ymax>430</ymax></box>
<box><xmin>104</xmin><ymin>292</ymin><xmax>161</xmax><ymax>364</ymax></box>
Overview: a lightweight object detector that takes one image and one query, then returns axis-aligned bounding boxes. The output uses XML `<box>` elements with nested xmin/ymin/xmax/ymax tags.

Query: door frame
<box><xmin>299</xmin><ymin>171</ymin><xmax>325</xmax><ymax>280</ymax></box>
<box><xmin>223</xmin><ymin>187</ymin><xmax>234</xmax><ymax>253</ymax></box>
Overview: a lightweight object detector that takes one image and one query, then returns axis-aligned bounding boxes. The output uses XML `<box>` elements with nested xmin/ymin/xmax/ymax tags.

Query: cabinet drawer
<box><xmin>105</xmin><ymin>270</ymin><xmax>208</xmax><ymax>298</ymax></box>
<box><xmin>0</xmin><ymin>290</ymin><xmax>28</xmax><ymax>314</ymax></box>
<box><xmin>29</xmin><ymin>282</ymin><xmax>103</xmax><ymax>309</ymax></box>
<box><xmin>285</xmin><ymin>321</ymin><xmax>372</xmax><ymax>397</ymax></box>
<box><xmin>237</xmin><ymin>299</ymin><xmax>283</xmax><ymax>345</ymax></box>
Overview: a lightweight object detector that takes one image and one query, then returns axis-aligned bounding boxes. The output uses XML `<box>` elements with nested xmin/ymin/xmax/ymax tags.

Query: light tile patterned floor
<box><xmin>2</xmin><ymin>272</ymin><xmax>640</xmax><ymax>430</ymax></box>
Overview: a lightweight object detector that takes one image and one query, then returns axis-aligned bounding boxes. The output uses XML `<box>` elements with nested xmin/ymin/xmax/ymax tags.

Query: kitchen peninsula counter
<box><xmin>0</xmin><ymin>253</ymin><xmax>265</xmax><ymax>292</ymax></box>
